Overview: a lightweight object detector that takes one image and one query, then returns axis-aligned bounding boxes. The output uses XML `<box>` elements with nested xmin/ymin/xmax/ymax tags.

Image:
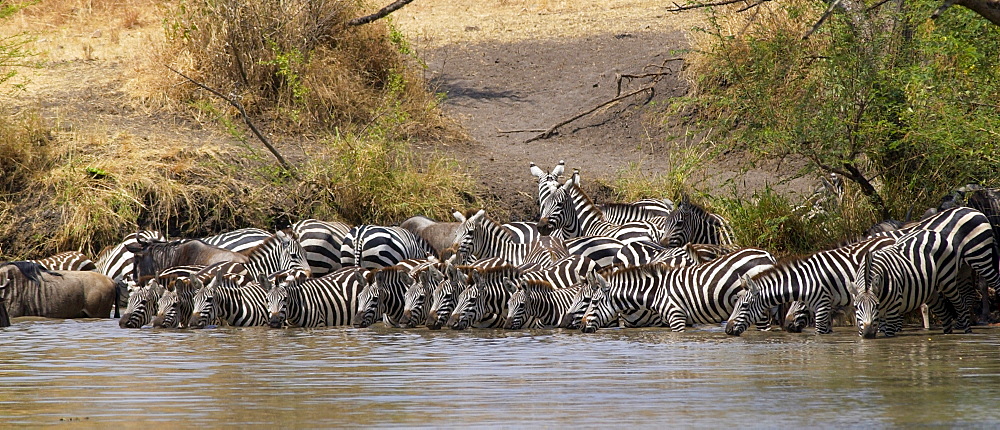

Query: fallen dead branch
<box><xmin>524</xmin><ymin>57</ymin><xmax>684</xmax><ymax>143</ymax></box>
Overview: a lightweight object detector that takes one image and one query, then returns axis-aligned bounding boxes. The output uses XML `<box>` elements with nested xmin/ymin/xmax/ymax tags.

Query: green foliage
<box><xmin>681</xmin><ymin>0</ymin><xmax>1000</xmax><ymax>221</ymax></box>
<box><xmin>0</xmin><ymin>1</ymin><xmax>39</xmax><ymax>90</ymax></box>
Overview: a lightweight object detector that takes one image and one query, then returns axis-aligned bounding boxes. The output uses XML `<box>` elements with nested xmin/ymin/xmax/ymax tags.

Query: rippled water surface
<box><xmin>3</xmin><ymin>319</ymin><xmax>1000</xmax><ymax>427</ymax></box>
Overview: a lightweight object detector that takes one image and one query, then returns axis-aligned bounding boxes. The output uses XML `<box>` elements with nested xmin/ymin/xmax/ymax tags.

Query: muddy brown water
<box><xmin>2</xmin><ymin>319</ymin><xmax>1000</xmax><ymax>426</ymax></box>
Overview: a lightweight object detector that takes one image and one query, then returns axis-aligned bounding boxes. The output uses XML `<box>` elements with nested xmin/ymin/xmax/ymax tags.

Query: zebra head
<box><xmin>581</xmin><ymin>272</ymin><xmax>613</xmax><ymax>333</ymax></box>
<box><xmin>119</xmin><ymin>279</ymin><xmax>165</xmax><ymax>329</ymax></box>
<box><xmin>558</xmin><ymin>272</ymin><xmax>597</xmax><ymax>329</ymax></box>
<box><xmin>353</xmin><ymin>270</ymin><xmax>384</xmax><ymax>328</ymax></box>
<box><xmin>428</xmin><ymin>263</ymin><xmax>467</xmax><ymax>330</ymax></box>
<box><xmin>503</xmin><ymin>279</ymin><xmax>528</xmax><ymax>330</ymax></box>
<box><xmin>536</xmin><ymin>173</ymin><xmax>575</xmax><ymax>236</ymax></box>
<box><xmin>152</xmin><ymin>289</ymin><xmax>181</xmax><ymax>328</ymax></box>
<box><xmin>783</xmin><ymin>301</ymin><xmax>812</xmax><ymax>333</ymax></box>
<box><xmin>725</xmin><ymin>275</ymin><xmax>764</xmax><ymax>336</ymax></box>
<box><xmin>849</xmin><ymin>252</ymin><xmax>883</xmax><ymax>339</ymax></box>
<box><xmin>530</xmin><ymin>160</ymin><xmax>565</xmax><ymax>208</ymax></box>
<box><xmin>403</xmin><ymin>266</ymin><xmax>442</xmax><ymax>328</ymax></box>
<box><xmin>265</xmin><ymin>280</ymin><xmax>289</xmax><ymax>329</ymax></box>
<box><xmin>448</xmin><ymin>281</ymin><xmax>481</xmax><ymax>331</ymax></box>
<box><xmin>189</xmin><ymin>275</ymin><xmax>222</xmax><ymax>329</ymax></box>
<box><xmin>454</xmin><ymin>209</ymin><xmax>486</xmax><ymax>265</ymax></box>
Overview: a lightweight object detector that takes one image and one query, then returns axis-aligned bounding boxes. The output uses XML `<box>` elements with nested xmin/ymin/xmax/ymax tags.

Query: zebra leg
<box><xmin>939</xmin><ymin>285</ymin><xmax>973</xmax><ymax>334</ymax></box>
<box><xmin>920</xmin><ymin>304</ymin><xmax>930</xmax><ymax>330</ymax></box>
<box><xmin>663</xmin><ymin>302</ymin><xmax>686</xmax><ymax>332</ymax></box>
<box><xmin>814</xmin><ymin>303</ymin><xmax>834</xmax><ymax>335</ymax></box>
<box><xmin>926</xmin><ymin>295</ymin><xmax>955</xmax><ymax>334</ymax></box>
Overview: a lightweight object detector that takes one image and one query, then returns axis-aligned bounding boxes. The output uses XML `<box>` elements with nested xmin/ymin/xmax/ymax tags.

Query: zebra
<box><xmin>505</xmin><ymin>278</ymin><xmax>586</xmax><ymax>329</ymax></box>
<box><xmin>189</xmin><ymin>273</ymin><xmax>271</xmax><ymax>328</ymax></box>
<box><xmin>200</xmin><ymin>228</ymin><xmax>273</xmax><ymax>253</ymax></box>
<box><xmin>266</xmin><ymin>266</ymin><xmax>369</xmax><ymax>328</ymax></box>
<box><xmin>536</xmin><ymin>170</ymin><xmax>658</xmax><ymax>244</ymax></box>
<box><xmin>531</xmin><ymin>161</ymin><xmax>673</xmax><ymax>225</ymax></box>
<box><xmin>723</xmin><ymin>236</ymin><xmax>896</xmax><ymax>336</ymax></box>
<box><xmin>581</xmin><ymin>248</ymin><xmax>776</xmax><ymax>332</ymax></box>
<box><xmin>598</xmin><ymin>199</ymin><xmax>676</xmax><ymax>225</ymax></box>
<box><xmin>146</xmin><ymin>232</ymin><xmax>309</xmax><ymax>328</ymax></box>
<box><xmin>426</xmin><ymin>259</ymin><xmax>498</xmax><ymax>330</ymax></box>
<box><xmin>649</xmin><ymin>199</ymin><xmax>736</xmax><ymax>248</ymax></box>
<box><xmin>400</xmin><ymin>263</ymin><xmax>449</xmax><ymax>328</ymax></box>
<box><xmin>530</xmin><ymin>160</ymin><xmax>566</xmax><ymax>209</ymax></box>
<box><xmin>118</xmin><ymin>279</ymin><xmax>165</xmax><ymax>329</ymax></box>
<box><xmin>850</xmin><ymin>230</ymin><xmax>968</xmax><ymax>338</ymax></box>
<box><xmin>353</xmin><ymin>265</ymin><xmax>419</xmax><ymax>328</ymax></box>
<box><xmin>868</xmin><ymin>207</ymin><xmax>1000</xmax><ymax>324</ymax></box>
<box><xmin>448</xmin><ymin>265</ymin><xmax>522</xmax><ymax>330</ymax></box>
<box><xmin>29</xmin><ymin>251</ymin><xmax>96</xmax><ymax>271</ymax></box>
<box><xmin>292</xmin><ymin>218</ymin><xmax>352</xmax><ymax>277</ymax></box>
<box><xmin>557</xmin><ymin>272</ymin><xmax>664</xmax><ymax>329</ymax></box>
<box><xmin>340</xmin><ymin>225</ymin><xmax>435</xmax><ymax>269</ymax></box>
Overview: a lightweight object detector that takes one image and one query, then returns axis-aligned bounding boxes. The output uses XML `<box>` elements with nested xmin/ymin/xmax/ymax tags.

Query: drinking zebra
<box><xmin>266</xmin><ymin>266</ymin><xmax>369</xmax><ymax>328</ymax></box>
<box><xmin>449</xmin><ymin>264</ymin><xmax>522</xmax><ymax>330</ymax></box>
<box><xmin>426</xmin><ymin>258</ymin><xmax>510</xmax><ymax>330</ymax></box>
<box><xmin>723</xmin><ymin>236</ymin><xmax>896</xmax><ymax>336</ymax></box>
<box><xmin>292</xmin><ymin>218</ymin><xmax>352</xmax><ymax>277</ymax></box>
<box><xmin>189</xmin><ymin>273</ymin><xmax>271</xmax><ymax>328</ymax></box>
<box><xmin>557</xmin><ymin>272</ymin><xmax>664</xmax><ymax>329</ymax></box>
<box><xmin>581</xmin><ymin>248</ymin><xmax>775</xmax><ymax>332</ymax></box>
<box><xmin>353</xmin><ymin>265</ymin><xmax>418</xmax><ymax>328</ymax></box>
<box><xmin>505</xmin><ymin>278</ymin><xmax>587</xmax><ymax>329</ymax></box>
<box><xmin>340</xmin><ymin>225</ymin><xmax>435</xmax><ymax>269</ymax></box>
<box><xmin>850</xmin><ymin>230</ymin><xmax>968</xmax><ymax>338</ymax></box>
<box><xmin>867</xmin><ymin>206</ymin><xmax>1000</xmax><ymax>324</ymax></box>
<box><xmin>119</xmin><ymin>279</ymin><xmax>165</xmax><ymax>329</ymax></box>
<box><xmin>401</xmin><ymin>264</ymin><xmax>445</xmax><ymax>328</ymax></box>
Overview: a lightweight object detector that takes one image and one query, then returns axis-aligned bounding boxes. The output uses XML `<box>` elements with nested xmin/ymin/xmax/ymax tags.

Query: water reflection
<box><xmin>1</xmin><ymin>320</ymin><xmax>999</xmax><ymax>426</ymax></box>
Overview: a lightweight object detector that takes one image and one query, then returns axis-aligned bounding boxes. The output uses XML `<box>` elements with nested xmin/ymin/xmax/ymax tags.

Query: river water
<box><xmin>2</xmin><ymin>319</ymin><xmax>1000</xmax><ymax>427</ymax></box>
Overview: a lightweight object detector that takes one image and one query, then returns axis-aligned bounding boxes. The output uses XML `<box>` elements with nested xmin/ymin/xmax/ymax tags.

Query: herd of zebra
<box><xmin>2</xmin><ymin>162</ymin><xmax>999</xmax><ymax>339</ymax></box>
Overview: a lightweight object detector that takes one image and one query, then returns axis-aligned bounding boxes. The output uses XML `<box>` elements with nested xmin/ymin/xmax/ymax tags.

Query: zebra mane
<box><xmin>599</xmin><ymin>263</ymin><xmax>666</xmax><ymax>280</ymax></box>
<box><xmin>473</xmin><ymin>265</ymin><xmax>521</xmax><ymax>277</ymax></box>
<box><xmin>564</xmin><ymin>181</ymin><xmax>605</xmax><ymax>216</ymax></box>
<box><xmin>749</xmin><ymin>255</ymin><xmax>810</xmax><ymax>281</ymax></box>
<box><xmin>522</xmin><ymin>279</ymin><xmax>556</xmax><ymax>292</ymax></box>
<box><xmin>1</xmin><ymin>261</ymin><xmax>64</xmax><ymax>283</ymax></box>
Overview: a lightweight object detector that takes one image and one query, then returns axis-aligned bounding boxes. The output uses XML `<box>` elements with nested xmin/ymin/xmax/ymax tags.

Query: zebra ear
<box><xmin>552</xmin><ymin>160</ymin><xmax>565</xmax><ymax>177</ymax></box>
<box><xmin>594</xmin><ymin>272</ymin><xmax>609</xmax><ymax>292</ymax></box>
<box><xmin>530</xmin><ymin>162</ymin><xmax>545</xmax><ymax>179</ymax></box>
<box><xmin>452</xmin><ymin>210</ymin><xmax>466</xmax><ymax>222</ymax></box>
<box><xmin>503</xmin><ymin>279</ymin><xmax>518</xmax><ymax>294</ymax></box>
<box><xmin>470</xmin><ymin>209</ymin><xmax>485</xmax><ymax>223</ymax></box>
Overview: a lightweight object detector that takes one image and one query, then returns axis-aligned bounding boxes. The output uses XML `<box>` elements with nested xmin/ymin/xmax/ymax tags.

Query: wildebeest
<box><xmin>399</xmin><ymin>214</ymin><xmax>464</xmax><ymax>257</ymax></box>
<box><xmin>0</xmin><ymin>261</ymin><xmax>116</xmax><ymax>319</ymax></box>
<box><xmin>126</xmin><ymin>237</ymin><xmax>249</xmax><ymax>283</ymax></box>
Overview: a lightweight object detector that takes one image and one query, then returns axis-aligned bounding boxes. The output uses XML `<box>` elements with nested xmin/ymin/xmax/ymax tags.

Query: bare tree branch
<box><xmin>803</xmin><ymin>0</ymin><xmax>842</xmax><ymax>40</ymax></box>
<box><xmin>525</xmin><ymin>86</ymin><xmax>655</xmax><ymax>143</ymax></box>
<box><xmin>348</xmin><ymin>0</ymin><xmax>416</xmax><ymax>26</ymax></box>
<box><xmin>951</xmin><ymin>0</ymin><xmax>1000</xmax><ymax>26</ymax></box>
<box><xmin>667</xmin><ymin>0</ymin><xmax>755</xmax><ymax>12</ymax></box>
<box><xmin>166</xmin><ymin>66</ymin><xmax>298</xmax><ymax>179</ymax></box>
